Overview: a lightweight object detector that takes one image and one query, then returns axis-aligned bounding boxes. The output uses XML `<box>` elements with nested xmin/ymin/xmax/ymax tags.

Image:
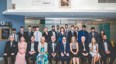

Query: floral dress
<box><xmin>36</xmin><ymin>42</ymin><xmax>48</xmax><ymax>64</ymax></box>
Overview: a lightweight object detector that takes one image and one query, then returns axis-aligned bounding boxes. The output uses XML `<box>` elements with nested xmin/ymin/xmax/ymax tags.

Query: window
<box><xmin>98</xmin><ymin>0</ymin><xmax>116</xmax><ymax>3</ymax></box>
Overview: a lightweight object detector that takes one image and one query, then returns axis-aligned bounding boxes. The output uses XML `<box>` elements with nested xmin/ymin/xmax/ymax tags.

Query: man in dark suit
<box><xmin>48</xmin><ymin>36</ymin><xmax>59</xmax><ymax>64</ymax></box>
<box><xmin>99</xmin><ymin>35</ymin><xmax>112</xmax><ymax>64</ymax></box>
<box><xmin>26</xmin><ymin>36</ymin><xmax>38</xmax><ymax>64</ymax></box>
<box><xmin>78</xmin><ymin>25</ymin><xmax>88</xmax><ymax>43</ymax></box>
<box><xmin>74</xmin><ymin>26</ymin><xmax>79</xmax><ymax>41</ymax></box>
<box><xmin>79</xmin><ymin>36</ymin><xmax>92</xmax><ymax>64</ymax></box>
<box><xmin>88</xmin><ymin>27</ymin><xmax>99</xmax><ymax>43</ymax></box>
<box><xmin>65</xmin><ymin>24</ymin><xmax>69</xmax><ymax>38</ymax></box>
<box><xmin>11</xmin><ymin>28</ymin><xmax>18</xmax><ymax>42</ymax></box>
<box><xmin>25</xmin><ymin>26</ymin><xmax>33</xmax><ymax>43</ymax></box>
<box><xmin>48</xmin><ymin>25</ymin><xmax>57</xmax><ymax>42</ymax></box>
<box><xmin>110</xmin><ymin>41</ymin><xmax>116</xmax><ymax>64</ymax></box>
<box><xmin>17</xmin><ymin>26</ymin><xmax>26</xmax><ymax>41</ymax></box>
<box><xmin>60</xmin><ymin>36</ymin><xmax>70</xmax><ymax>64</ymax></box>
<box><xmin>67</xmin><ymin>25</ymin><xmax>77</xmax><ymax>43</ymax></box>
<box><xmin>3</xmin><ymin>35</ymin><xmax>18</xmax><ymax>64</ymax></box>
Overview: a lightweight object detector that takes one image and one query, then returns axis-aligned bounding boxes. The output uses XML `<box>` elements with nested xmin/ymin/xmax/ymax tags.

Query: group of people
<box><xmin>3</xmin><ymin>24</ymin><xmax>116</xmax><ymax>64</ymax></box>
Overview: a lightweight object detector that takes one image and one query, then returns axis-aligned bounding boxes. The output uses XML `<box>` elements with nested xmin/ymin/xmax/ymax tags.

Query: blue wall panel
<box><xmin>0</xmin><ymin>0</ymin><xmax>25</xmax><ymax>57</ymax></box>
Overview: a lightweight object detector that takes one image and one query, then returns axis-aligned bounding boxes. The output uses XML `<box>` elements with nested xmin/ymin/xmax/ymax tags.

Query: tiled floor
<box><xmin>0</xmin><ymin>57</ymin><xmax>116</xmax><ymax>64</ymax></box>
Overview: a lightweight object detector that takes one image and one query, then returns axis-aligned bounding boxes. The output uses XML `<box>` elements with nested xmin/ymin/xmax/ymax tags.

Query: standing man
<box><xmin>67</xmin><ymin>25</ymin><xmax>77</xmax><ymax>43</ymax></box>
<box><xmin>88</xmin><ymin>27</ymin><xmax>99</xmax><ymax>43</ymax></box>
<box><xmin>48</xmin><ymin>25</ymin><xmax>57</xmax><ymax>42</ymax></box>
<box><xmin>74</xmin><ymin>26</ymin><xmax>79</xmax><ymax>41</ymax></box>
<box><xmin>3</xmin><ymin>35</ymin><xmax>18</xmax><ymax>64</ymax></box>
<box><xmin>11</xmin><ymin>28</ymin><xmax>18</xmax><ymax>42</ymax></box>
<box><xmin>25</xmin><ymin>26</ymin><xmax>33</xmax><ymax>43</ymax></box>
<box><xmin>34</xmin><ymin>26</ymin><xmax>42</xmax><ymax>43</ymax></box>
<box><xmin>65</xmin><ymin>24</ymin><xmax>69</xmax><ymax>38</ymax></box>
<box><xmin>17</xmin><ymin>26</ymin><xmax>26</xmax><ymax>42</ymax></box>
<box><xmin>78</xmin><ymin>25</ymin><xmax>88</xmax><ymax>43</ymax></box>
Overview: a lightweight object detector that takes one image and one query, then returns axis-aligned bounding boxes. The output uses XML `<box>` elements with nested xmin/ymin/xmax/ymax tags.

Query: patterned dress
<box><xmin>36</xmin><ymin>42</ymin><xmax>48</xmax><ymax>64</ymax></box>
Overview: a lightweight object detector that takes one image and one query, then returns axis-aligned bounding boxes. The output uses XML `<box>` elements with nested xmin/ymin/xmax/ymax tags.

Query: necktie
<box><xmin>53</xmin><ymin>43</ymin><xmax>55</xmax><ymax>52</ymax></box>
<box><xmin>11</xmin><ymin>42</ymin><xmax>12</xmax><ymax>47</ymax></box>
<box><xmin>29</xmin><ymin>32</ymin><xmax>31</xmax><ymax>37</ymax></box>
<box><xmin>64</xmin><ymin>43</ymin><xmax>66</xmax><ymax>53</ymax></box>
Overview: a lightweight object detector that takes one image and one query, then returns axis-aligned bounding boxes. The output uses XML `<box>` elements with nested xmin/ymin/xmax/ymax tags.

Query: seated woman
<box><xmin>89</xmin><ymin>38</ymin><xmax>101</xmax><ymax>64</ymax></box>
<box><xmin>36</xmin><ymin>37</ymin><xmax>48</xmax><ymax>64</ymax></box>
<box><xmin>70</xmin><ymin>36</ymin><xmax>79</xmax><ymax>64</ymax></box>
<box><xmin>15</xmin><ymin>36</ymin><xmax>27</xmax><ymax>64</ymax></box>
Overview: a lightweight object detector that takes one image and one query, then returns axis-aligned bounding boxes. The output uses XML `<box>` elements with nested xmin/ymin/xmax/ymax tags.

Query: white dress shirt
<box><xmin>34</xmin><ymin>31</ymin><xmax>42</xmax><ymax>42</ymax></box>
<box><xmin>104</xmin><ymin>42</ymin><xmax>108</xmax><ymax>51</ymax></box>
<box><xmin>31</xmin><ymin>43</ymin><xmax>34</xmax><ymax>51</ymax></box>
<box><xmin>52</xmin><ymin>43</ymin><xmax>55</xmax><ymax>52</ymax></box>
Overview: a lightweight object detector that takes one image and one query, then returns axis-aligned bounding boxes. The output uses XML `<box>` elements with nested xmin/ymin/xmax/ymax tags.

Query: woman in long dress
<box><xmin>36</xmin><ymin>37</ymin><xmax>48</xmax><ymax>64</ymax></box>
<box><xmin>89</xmin><ymin>38</ymin><xmax>100</xmax><ymax>64</ymax></box>
<box><xmin>15</xmin><ymin>36</ymin><xmax>27</xmax><ymax>64</ymax></box>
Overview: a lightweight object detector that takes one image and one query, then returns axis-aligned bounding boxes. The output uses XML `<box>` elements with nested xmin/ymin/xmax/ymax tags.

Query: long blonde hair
<box><xmin>71</xmin><ymin>36</ymin><xmax>77</xmax><ymax>43</ymax></box>
<box><xmin>91</xmin><ymin>38</ymin><xmax>97</xmax><ymax>50</ymax></box>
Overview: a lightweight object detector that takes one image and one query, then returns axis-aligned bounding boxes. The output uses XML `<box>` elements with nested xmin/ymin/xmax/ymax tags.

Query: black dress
<box><xmin>71</xmin><ymin>43</ymin><xmax>80</xmax><ymax>57</ymax></box>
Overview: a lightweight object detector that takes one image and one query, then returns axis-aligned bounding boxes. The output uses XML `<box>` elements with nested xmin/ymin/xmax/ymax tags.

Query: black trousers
<box><xmin>60</xmin><ymin>55</ymin><xmax>70</xmax><ymax>64</ymax></box>
<box><xmin>100</xmin><ymin>53</ymin><xmax>111</xmax><ymax>64</ymax></box>
<box><xmin>49</xmin><ymin>54</ymin><xmax>59</xmax><ymax>64</ymax></box>
<box><xmin>26</xmin><ymin>53</ymin><xmax>37</xmax><ymax>64</ymax></box>
<box><xmin>3</xmin><ymin>55</ymin><xmax>15</xmax><ymax>64</ymax></box>
<box><xmin>109</xmin><ymin>53</ymin><xmax>116</xmax><ymax>64</ymax></box>
<box><xmin>80</xmin><ymin>53</ymin><xmax>92</xmax><ymax>64</ymax></box>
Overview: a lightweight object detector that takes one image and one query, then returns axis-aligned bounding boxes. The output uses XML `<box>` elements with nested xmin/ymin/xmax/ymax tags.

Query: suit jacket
<box><xmin>67</xmin><ymin>31</ymin><xmax>77</xmax><ymax>43</ymax></box>
<box><xmin>4</xmin><ymin>41</ymin><xmax>18</xmax><ymax>56</ymax></box>
<box><xmin>25</xmin><ymin>31</ymin><xmax>33</xmax><ymax>43</ymax></box>
<box><xmin>79</xmin><ymin>42</ymin><xmax>89</xmax><ymax>53</ymax></box>
<box><xmin>65</xmin><ymin>29</ymin><xmax>69</xmax><ymax>38</ymax></box>
<box><xmin>26</xmin><ymin>42</ymin><xmax>38</xmax><ymax>54</ymax></box>
<box><xmin>11</xmin><ymin>33</ymin><xmax>19</xmax><ymax>42</ymax></box>
<box><xmin>48</xmin><ymin>42</ymin><xmax>59</xmax><ymax>54</ymax></box>
<box><xmin>99</xmin><ymin>39</ymin><xmax>112</xmax><ymax>54</ymax></box>
<box><xmin>58</xmin><ymin>32</ymin><xmax>66</xmax><ymax>43</ymax></box>
<box><xmin>17</xmin><ymin>32</ymin><xmax>27</xmax><ymax>42</ymax></box>
<box><xmin>88</xmin><ymin>32</ymin><xmax>99</xmax><ymax>43</ymax></box>
<box><xmin>78</xmin><ymin>30</ymin><xmax>88</xmax><ymax>43</ymax></box>
<box><xmin>60</xmin><ymin>42</ymin><xmax>70</xmax><ymax>54</ymax></box>
<box><xmin>48</xmin><ymin>30</ymin><xmax>57</xmax><ymax>41</ymax></box>
<box><xmin>42</xmin><ymin>32</ymin><xmax>49</xmax><ymax>42</ymax></box>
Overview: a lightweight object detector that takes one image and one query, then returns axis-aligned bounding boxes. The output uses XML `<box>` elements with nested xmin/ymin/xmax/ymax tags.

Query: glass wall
<box><xmin>25</xmin><ymin>17</ymin><xmax>116</xmax><ymax>41</ymax></box>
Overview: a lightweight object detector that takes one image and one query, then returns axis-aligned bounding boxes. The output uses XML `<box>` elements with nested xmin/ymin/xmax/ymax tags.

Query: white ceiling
<box><xmin>2</xmin><ymin>9</ymin><xmax>116</xmax><ymax>19</ymax></box>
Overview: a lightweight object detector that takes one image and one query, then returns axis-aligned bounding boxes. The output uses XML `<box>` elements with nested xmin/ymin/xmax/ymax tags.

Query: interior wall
<box><xmin>0</xmin><ymin>0</ymin><xmax>25</xmax><ymax>57</ymax></box>
<box><xmin>10</xmin><ymin>0</ymin><xmax>116</xmax><ymax>10</ymax></box>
